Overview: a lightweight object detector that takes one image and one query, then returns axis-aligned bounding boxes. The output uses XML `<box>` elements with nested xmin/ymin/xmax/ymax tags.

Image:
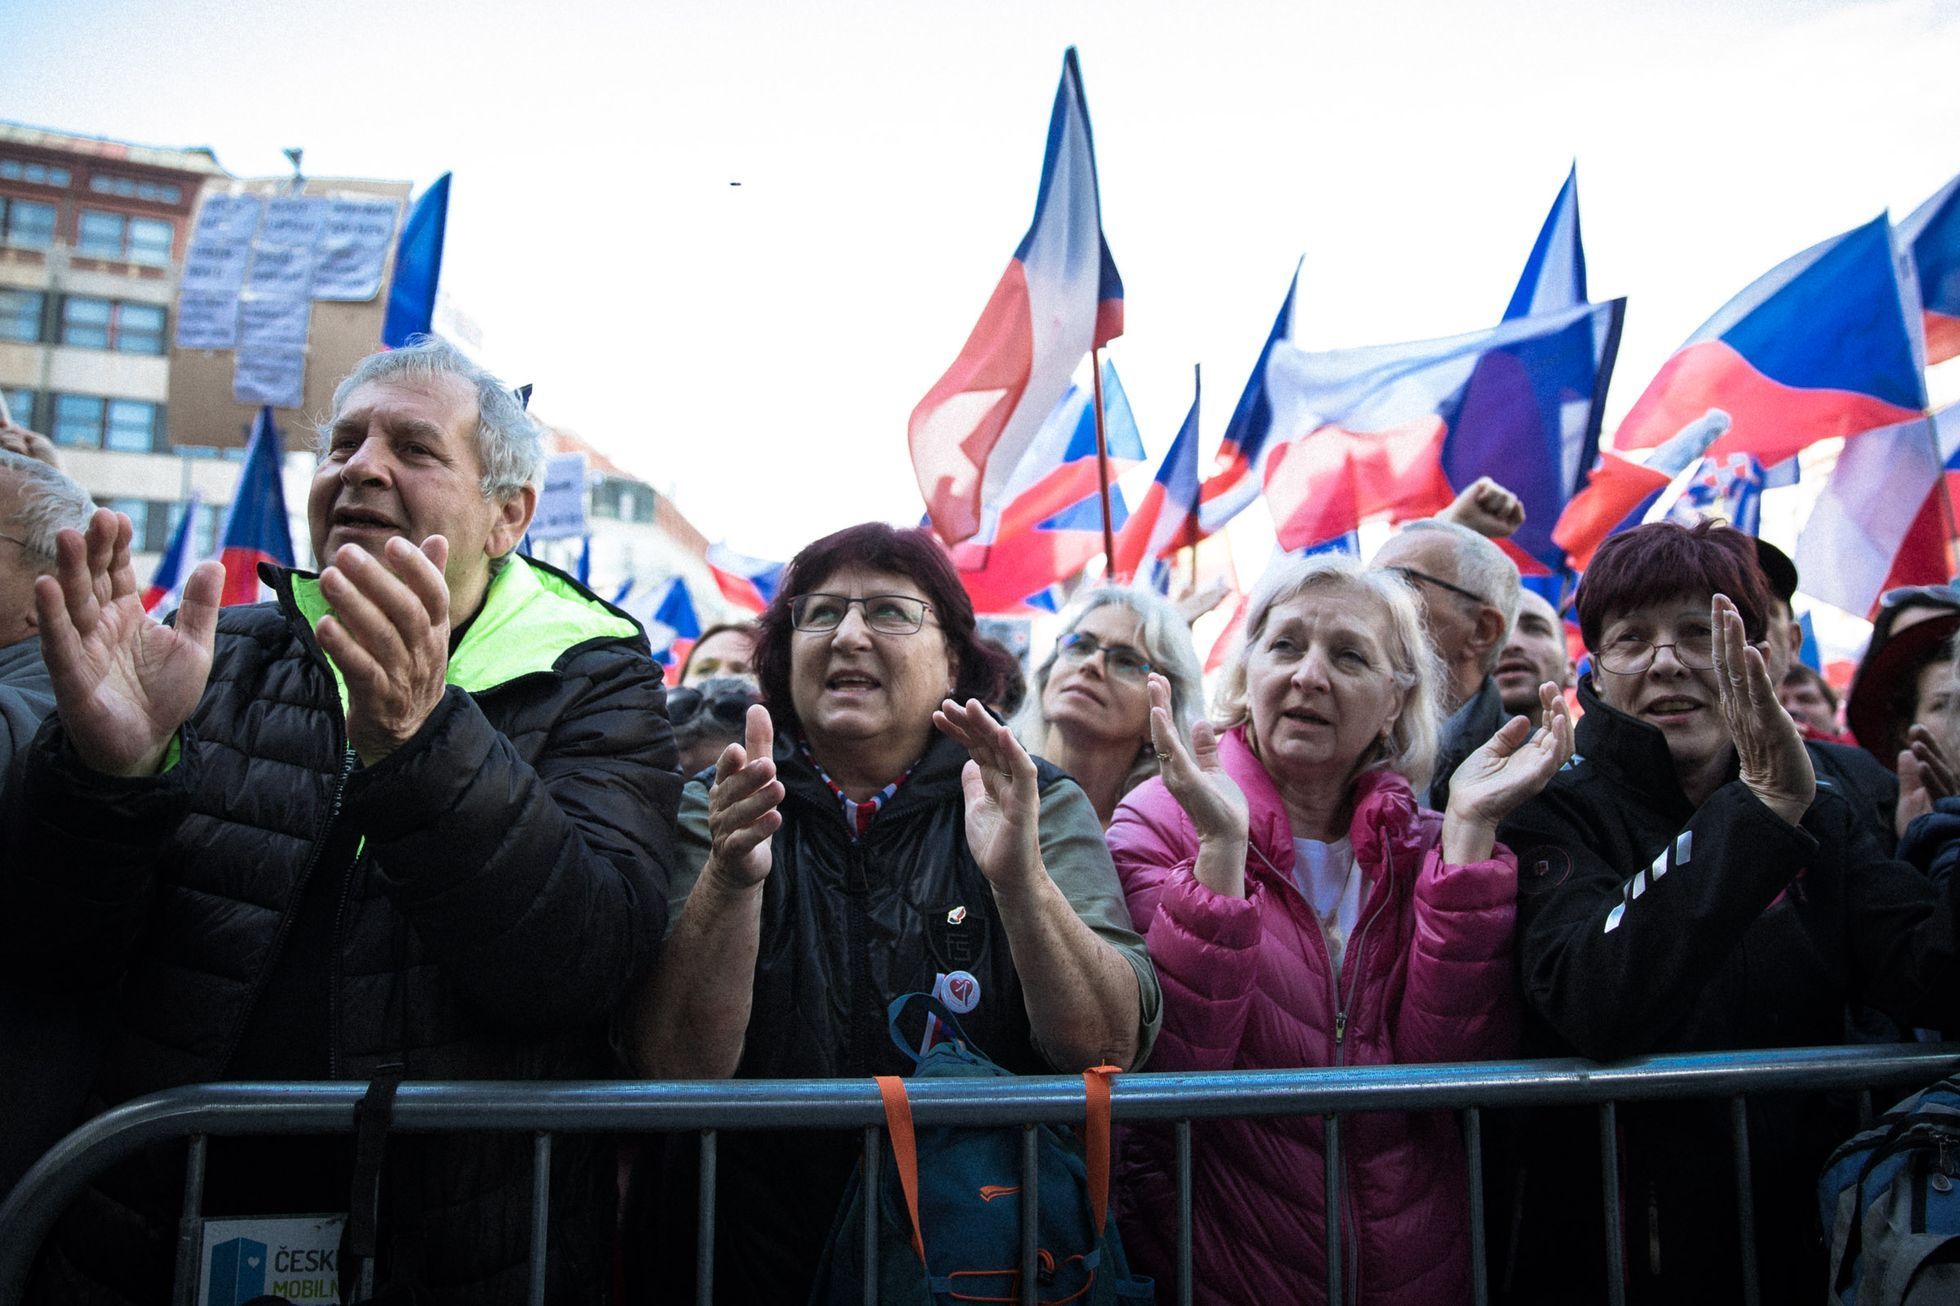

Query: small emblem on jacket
<box><xmin>947</xmin><ymin>905</ymin><xmax>967</xmax><ymax>924</ymax></box>
<box><xmin>939</xmin><ymin>969</ymin><xmax>981</xmax><ymax>1013</ymax></box>
<box><xmin>979</xmin><ymin>1185</ymin><xmax>1021</xmax><ymax>1202</ymax></box>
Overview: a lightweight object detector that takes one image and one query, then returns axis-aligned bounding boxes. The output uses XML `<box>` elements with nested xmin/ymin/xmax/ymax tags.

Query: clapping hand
<box><xmin>1712</xmin><ymin>593</ymin><xmax>1814</xmax><ymax>826</ymax></box>
<box><xmin>703</xmin><ymin>704</ymin><xmax>783</xmax><ymax>892</ymax></box>
<box><xmin>1896</xmin><ymin>723</ymin><xmax>1959</xmax><ymax>837</ymax></box>
<box><xmin>935</xmin><ymin>697</ymin><xmax>1043</xmax><ymax>895</ymax></box>
<box><xmin>35</xmin><ymin>509</ymin><xmax>224</xmax><ymax>776</ymax></box>
<box><xmin>1443</xmin><ymin>683</ymin><xmax>1573</xmax><ymax>862</ymax></box>
<box><xmin>1145</xmin><ymin>673</ymin><xmax>1250</xmax><ymax>896</ymax></box>
<box><xmin>314</xmin><ymin>536</ymin><xmax>457</xmax><ymax>766</ymax></box>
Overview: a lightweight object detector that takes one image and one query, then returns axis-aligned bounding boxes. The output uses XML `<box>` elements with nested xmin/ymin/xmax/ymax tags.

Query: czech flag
<box><xmin>141</xmin><ymin>493</ymin><xmax>202</xmax><ymax>614</ymax></box>
<box><xmin>217</xmin><ymin>407</ymin><xmax>296</xmax><ymax>606</ymax></box>
<box><xmin>1612</xmin><ymin>214</ymin><xmax>1926</xmax><ymax>467</ymax></box>
<box><xmin>1258</xmin><ymin>299</ymin><xmax>1623</xmax><ymax>553</ymax></box>
<box><xmin>706</xmin><ymin>543</ymin><xmax>785</xmax><ymax>613</ymax></box>
<box><xmin>910</xmin><ymin>48</ymin><xmax>1124</xmax><ymax>546</ymax></box>
<box><xmin>645</xmin><ymin>576</ymin><xmax>702</xmax><ymax>674</ymax></box>
<box><xmin>382</xmin><ymin>172</ymin><xmax>449</xmax><ymax>348</ymax></box>
<box><xmin>1198</xmin><ymin>262</ymin><xmax>1299</xmax><ymax>537</ymax></box>
<box><xmin>1552</xmin><ymin>409</ymin><xmax>1731</xmax><ymax>571</ymax></box>
<box><xmin>1443</xmin><ymin>165</ymin><xmax>1621</xmax><ymax>576</ymax></box>
<box><xmin>1111</xmin><ymin>370</ymin><xmax>1201</xmax><ymax>582</ymax></box>
<box><xmin>1900</xmin><ymin>171</ymin><xmax>1960</xmax><ymax>366</ymax></box>
<box><xmin>1796</xmin><ymin>401</ymin><xmax>1960</xmax><ymax>618</ymax></box>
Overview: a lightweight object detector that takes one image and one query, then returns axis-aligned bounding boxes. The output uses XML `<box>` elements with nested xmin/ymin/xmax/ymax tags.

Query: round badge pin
<box><xmin>940</xmin><ymin>969</ymin><xmax>981</xmax><ymax>1014</ymax></box>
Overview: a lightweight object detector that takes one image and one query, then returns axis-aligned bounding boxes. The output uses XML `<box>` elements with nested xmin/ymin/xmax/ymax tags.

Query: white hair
<box><xmin>0</xmin><ymin>449</ymin><xmax>94</xmax><ymax>564</ymax></box>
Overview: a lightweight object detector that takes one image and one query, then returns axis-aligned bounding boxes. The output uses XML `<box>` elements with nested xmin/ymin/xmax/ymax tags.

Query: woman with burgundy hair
<box><xmin>623</xmin><ymin>521</ymin><xmax>1160</xmax><ymax>1303</ymax></box>
<box><xmin>1496</xmin><ymin>520</ymin><xmax>1960</xmax><ymax>1304</ymax></box>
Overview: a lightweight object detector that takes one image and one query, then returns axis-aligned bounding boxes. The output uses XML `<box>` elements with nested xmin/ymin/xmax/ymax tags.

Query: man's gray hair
<box><xmin>1399</xmin><ymin>518</ymin><xmax>1522</xmax><ymax>675</ymax></box>
<box><xmin>0</xmin><ymin>449</ymin><xmax>94</xmax><ymax>563</ymax></box>
<box><xmin>322</xmin><ymin>335</ymin><xmax>545</xmax><ymax>500</ymax></box>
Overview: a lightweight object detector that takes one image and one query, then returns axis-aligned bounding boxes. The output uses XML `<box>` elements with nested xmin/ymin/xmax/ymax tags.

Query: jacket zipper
<box><xmin>324</xmin><ymin>748</ymin><xmax>362</xmax><ymax>1081</ymax></box>
<box><xmin>216</xmin><ymin>743</ymin><xmax>358</xmax><ymax>1076</ymax></box>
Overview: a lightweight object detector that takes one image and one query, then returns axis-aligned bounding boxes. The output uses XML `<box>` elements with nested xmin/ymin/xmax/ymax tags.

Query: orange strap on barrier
<box><xmin>876</xmin><ymin>1075</ymin><xmax>926</xmax><ymax>1263</ymax></box>
<box><xmin>1084</xmin><ymin>1065</ymin><xmax>1119</xmax><ymax>1234</ymax></box>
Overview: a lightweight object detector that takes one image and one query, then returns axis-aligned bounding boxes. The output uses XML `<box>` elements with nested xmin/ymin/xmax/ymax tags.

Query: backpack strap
<box><xmin>1084</xmin><ymin>1065</ymin><xmax>1119</xmax><ymax>1236</ymax></box>
<box><xmin>876</xmin><ymin>1075</ymin><xmax>927</xmax><ymax>1265</ymax></box>
<box><xmin>885</xmin><ymin>991</ymin><xmax>984</xmax><ymax>1066</ymax></box>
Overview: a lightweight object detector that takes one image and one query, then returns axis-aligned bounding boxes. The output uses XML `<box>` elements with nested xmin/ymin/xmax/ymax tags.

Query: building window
<box><xmin>51</xmin><ymin>394</ymin><xmax>105</xmax><ymax>449</ymax></box>
<box><xmin>105</xmin><ymin>399</ymin><xmax>166</xmax><ymax>452</ymax></box>
<box><xmin>101</xmin><ymin>498</ymin><xmax>176</xmax><ymax>554</ymax></box>
<box><xmin>592</xmin><ymin>478</ymin><xmax>656</xmax><ymax>524</ymax></box>
<box><xmin>0</xmin><ymin>289</ymin><xmax>44</xmax><ymax>342</ymax></box>
<box><xmin>76</xmin><ymin>209</ymin><xmax>175</xmax><ymax>266</ymax></box>
<box><xmin>1</xmin><ymin>388</ymin><xmax>33</xmax><ymax>429</ymax></box>
<box><xmin>58</xmin><ymin>296</ymin><xmax>166</xmax><ymax>354</ymax></box>
<box><xmin>2</xmin><ymin>197</ymin><xmax>57</xmax><ymax>249</ymax></box>
<box><xmin>0</xmin><ymin>159</ymin><xmax>71</xmax><ymax>188</ymax></box>
<box><xmin>88</xmin><ymin>174</ymin><xmax>183</xmax><ymax>205</ymax></box>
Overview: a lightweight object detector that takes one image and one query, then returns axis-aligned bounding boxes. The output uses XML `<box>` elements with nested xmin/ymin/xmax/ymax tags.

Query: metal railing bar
<box><xmin>171</xmin><ymin>1134</ymin><xmax>206</xmax><ymax>1306</ymax></box>
<box><xmin>1465</xmin><ymin>1107</ymin><xmax>1487</xmax><ymax>1306</ymax></box>
<box><xmin>861</xmin><ymin>1126</ymin><xmax>879</xmax><ymax>1306</ymax></box>
<box><xmin>527</xmin><ymin>1132</ymin><xmax>551</xmax><ymax>1306</ymax></box>
<box><xmin>1324</xmin><ymin>1114</ymin><xmax>1342</xmax><ymax>1305</ymax></box>
<box><xmin>1019</xmin><ymin>1124</ymin><xmax>1038</xmax><ymax>1306</ymax></box>
<box><xmin>695</xmin><ymin>1129</ymin><xmax>715</xmax><ymax>1306</ymax></box>
<box><xmin>1598</xmin><ymin>1102</ymin><xmax>1624</xmax><ymax>1306</ymax></box>
<box><xmin>1730</xmin><ymin>1097</ymin><xmax>1758</xmax><ymax>1306</ymax></box>
<box><xmin>1175</xmin><ymin>1118</ymin><xmax>1193</xmax><ymax>1306</ymax></box>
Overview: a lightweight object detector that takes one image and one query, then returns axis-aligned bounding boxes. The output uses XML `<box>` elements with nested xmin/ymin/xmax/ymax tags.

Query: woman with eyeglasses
<box><xmin>1495</xmin><ymin>521</ymin><xmax>1960</xmax><ymax>1304</ymax></box>
<box><xmin>622</xmin><ymin>522</ymin><xmax>1160</xmax><ymax>1303</ymax></box>
<box><xmin>1108</xmin><ymin>552</ymin><xmax>1571</xmax><ymax>1306</ymax></box>
<box><xmin>1011</xmin><ymin>587</ymin><xmax>1206</xmax><ymax>827</ymax></box>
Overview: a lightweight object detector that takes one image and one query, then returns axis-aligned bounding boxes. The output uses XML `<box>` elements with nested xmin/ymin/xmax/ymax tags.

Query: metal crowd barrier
<box><xmin>3</xmin><ymin>1043</ymin><xmax>1957</xmax><ymax>1306</ymax></box>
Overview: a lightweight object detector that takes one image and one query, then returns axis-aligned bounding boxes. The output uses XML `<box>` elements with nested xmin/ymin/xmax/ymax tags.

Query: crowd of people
<box><xmin>4</xmin><ymin>337</ymin><xmax>1960</xmax><ymax>1305</ymax></box>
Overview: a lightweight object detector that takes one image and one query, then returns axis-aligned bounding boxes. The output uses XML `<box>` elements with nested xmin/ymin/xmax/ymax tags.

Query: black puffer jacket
<box><xmin>1492</xmin><ymin>679</ymin><xmax>1960</xmax><ymax>1305</ymax></box>
<box><xmin>0</xmin><ymin>557</ymin><xmax>678</xmax><ymax>1305</ymax></box>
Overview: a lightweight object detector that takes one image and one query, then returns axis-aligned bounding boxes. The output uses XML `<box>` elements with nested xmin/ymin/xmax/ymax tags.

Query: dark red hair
<box><xmin>1574</xmin><ymin>521</ymin><xmax>1770</xmax><ymax>652</ymax></box>
<box><xmin>752</xmin><ymin>523</ymin><xmax>1016</xmax><ymax>740</ymax></box>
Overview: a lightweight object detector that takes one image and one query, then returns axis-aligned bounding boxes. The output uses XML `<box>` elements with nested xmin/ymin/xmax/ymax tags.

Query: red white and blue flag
<box><xmin>706</xmin><ymin>543</ymin><xmax>785</xmax><ymax>613</ymax></box>
<box><xmin>1552</xmin><ymin>409</ymin><xmax>1732</xmax><ymax>571</ymax></box>
<box><xmin>910</xmin><ymin>48</ymin><xmax>1124</xmax><ymax>546</ymax></box>
<box><xmin>1612</xmin><ymin>214</ymin><xmax>1926</xmax><ymax>467</ymax></box>
<box><xmin>1111</xmin><ymin>370</ymin><xmax>1201</xmax><ymax>582</ymax></box>
<box><xmin>644</xmin><ymin>576</ymin><xmax>703</xmax><ymax>674</ymax></box>
<box><xmin>217</xmin><ymin>407</ymin><xmax>296</xmax><ymax>606</ymax></box>
<box><xmin>141</xmin><ymin>493</ymin><xmax>202</xmax><ymax>614</ymax></box>
<box><xmin>1797</xmin><ymin>402</ymin><xmax>1960</xmax><ymax>618</ymax></box>
<box><xmin>1647</xmin><ymin>451</ymin><xmax>1769</xmax><ymax>537</ymax></box>
<box><xmin>1257</xmin><ymin>299</ymin><xmax>1623</xmax><ymax>553</ymax></box>
<box><xmin>1900</xmin><ymin>171</ymin><xmax>1960</xmax><ymax>366</ymax></box>
<box><xmin>1197</xmin><ymin>262</ymin><xmax>1299</xmax><ymax>537</ymax></box>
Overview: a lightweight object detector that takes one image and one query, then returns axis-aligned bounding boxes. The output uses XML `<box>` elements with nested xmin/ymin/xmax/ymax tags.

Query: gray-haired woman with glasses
<box><xmin>1011</xmin><ymin>587</ymin><xmax>1206</xmax><ymax>827</ymax></box>
<box><xmin>1496</xmin><ymin>520</ymin><xmax>1960</xmax><ymax>1303</ymax></box>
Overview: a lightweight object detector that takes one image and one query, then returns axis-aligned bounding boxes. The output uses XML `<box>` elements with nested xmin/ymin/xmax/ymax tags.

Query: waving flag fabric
<box><xmin>1901</xmin><ymin>172</ymin><xmax>1960</xmax><ymax>365</ymax></box>
<box><xmin>1646</xmin><ymin>452</ymin><xmax>1767</xmax><ymax>536</ymax></box>
<box><xmin>645</xmin><ymin>576</ymin><xmax>703</xmax><ymax>672</ymax></box>
<box><xmin>1613</xmin><ymin>215</ymin><xmax>1925</xmax><ymax>467</ymax></box>
<box><xmin>1112</xmin><ymin>372</ymin><xmax>1202</xmax><ymax>581</ymax></box>
<box><xmin>1552</xmin><ymin>409</ymin><xmax>1731</xmax><ymax>571</ymax></box>
<box><xmin>217</xmin><ymin>408</ymin><xmax>296</xmax><ymax>606</ymax></box>
<box><xmin>1198</xmin><ymin>262</ymin><xmax>1299</xmax><ymax>537</ymax></box>
<box><xmin>1258</xmin><ymin>300</ymin><xmax>1622</xmax><ymax>552</ymax></box>
<box><xmin>142</xmin><ymin>493</ymin><xmax>202</xmax><ymax>614</ymax></box>
<box><xmin>707</xmin><ymin>543</ymin><xmax>786</xmax><ymax>613</ymax></box>
<box><xmin>1443</xmin><ymin>165</ymin><xmax>1621</xmax><ymax>575</ymax></box>
<box><xmin>910</xmin><ymin>48</ymin><xmax>1124</xmax><ymax>545</ymax></box>
<box><xmin>382</xmin><ymin>172</ymin><xmax>450</xmax><ymax>348</ymax></box>
<box><xmin>1796</xmin><ymin>402</ymin><xmax>1960</xmax><ymax>617</ymax></box>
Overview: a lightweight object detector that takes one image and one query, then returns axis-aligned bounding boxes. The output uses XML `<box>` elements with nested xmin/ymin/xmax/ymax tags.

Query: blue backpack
<box><xmin>1820</xmin><ymin>1075</ymin><xmax>1960</xmax><ymax>1304</ymax></box>
<box><xmin>808</xmin><ymin>994</ymin><xmax>1154</xmax><ymax>1305</ymax></box>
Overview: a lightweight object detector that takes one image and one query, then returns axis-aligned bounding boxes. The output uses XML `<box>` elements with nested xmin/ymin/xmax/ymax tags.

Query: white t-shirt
<box><xmin>1291</xmin><ymin>835</ymin><xmax>1360</xmax><ymax>983</ymax></box>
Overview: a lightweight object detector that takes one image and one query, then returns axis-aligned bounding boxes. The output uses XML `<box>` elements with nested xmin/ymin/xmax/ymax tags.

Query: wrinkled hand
<box><xmin>1172</xmin><ymin>577</ymin><xmax>1231</xmax><ymax>626</ymax></box>
<box><xmin>935</xmin><ymin>697</ymin><xmax>1043</xmax><ymax>895</ymax></box>
<box><xmin>1896</xmin><ymin>723</ymin><xmax>1958</xmax><ymax>837</ymax></box>
<box><xmin>35</xmin><ymin>509</ymin><xmax>224</xmax><ymax>776</ymax></box>
<box><xmin>1712</xmin><ymin>593</ymin><xmax>1814</xmax><ymax>825</ymax></box>
<box><xmin>1146</xmin><ymin>673</ymin><xmax>1250</xmax><ymax>895</ymax></box>
<box><xmin>702</xmin><ymin>704</ymin><xmax>782</xmax><ymax>891</ymax></box>
<box><xmin>0</xmin><ymin>422</ymin><xmax>59</xmax><ymax>468</ymax></box>
<box><xmin>1443</xmin><ymin>683</ymin><xmax>1573</xmax><ymax>861</ymax></box>
<box><xmin>316</xmin><ymin>537</ymin><xmax>454</xmax><ymax>766</ymax></box>
<box><xmin>1441</xmin><ymin>476</ymin><xmax>1526</xmax><ymax>539</ymax></box>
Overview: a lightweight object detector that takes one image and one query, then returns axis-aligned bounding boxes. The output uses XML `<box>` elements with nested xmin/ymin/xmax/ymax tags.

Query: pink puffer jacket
<box><xmin>1107</xmin><ymin>726</ymin><xmax>1518</xmax><ymax>1306</ymax></box>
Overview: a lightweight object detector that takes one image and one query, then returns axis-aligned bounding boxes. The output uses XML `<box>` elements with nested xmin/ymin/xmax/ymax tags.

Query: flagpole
<box><xmin>1926</xmin><ymin>406</ymin><xmax>1959</xmax><ymax>577</ymax></box>
<box><xmin>1090</xmin><ymin>348</ymin><xmax>1118</xmax><ymax>575</ymax></box>
<box><xmin>1185</xmin><ymin>362</ymin><xmax>1202</xmax><ymax>590</ymax></box>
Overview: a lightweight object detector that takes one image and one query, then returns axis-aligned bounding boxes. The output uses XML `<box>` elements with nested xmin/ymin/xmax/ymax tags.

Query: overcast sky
<box><xmin>7</xmin><ymin>0</ymin><xmax>1958</xmax><ymax>572</ymax></box>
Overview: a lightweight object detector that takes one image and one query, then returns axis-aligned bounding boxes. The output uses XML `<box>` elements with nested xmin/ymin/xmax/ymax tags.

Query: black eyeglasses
<box><xmin>1056</xmin><ymin>630</ymin><xmax>1153</xmax><ymax>681</ymax></box>
<box><xmin>667</xmin><ymin>685</ymin><xmax>754</xmax><ymax>729</ymax></box>
<box><xmin>1383</xmin><ymin>565</ymin><xmax>1487</xmax><ymax>608</ymax></box>
<box><xmin>790</xmin><ymin>593</ymin><xmax>933</xmax><ymax>634</ymax></box>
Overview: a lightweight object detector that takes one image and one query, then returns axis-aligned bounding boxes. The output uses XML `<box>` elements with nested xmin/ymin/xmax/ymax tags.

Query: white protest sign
<box><xmin>181</xmin><ymin>194</ymin><xmax>263</xmax><ymax>297</ymax></box>
<box><xmin>238</xmin><ymin>295</ymin><xmax>312</xmax><ymax>350</ymax></box>
<box><xmin>263</xmin><ymin>195</ymin><xmax>329</xmax><ymax>248</ymax></box>
<box><xmin>198</xmin><ymin>1214</ymin><xmax>343</xmax><ymax>1306</ymax></box>
<box><xmin>529</xmin><ymin>452</ymin><xmax>589</xmax><ymax>540</ymax></box>
<box><xmin>246</xmin><ymin>244</ymin><xmax>315</xmax><ymax>298</ymax></box>
<box><xmin>311</xmin><ymin>198</ymin><xmax>400</xmax><ymax>302</ymax></box>
<box><xmin>176</xmin><ymin>292</ymin><xmax>240</xmax><ymax>350</ymax></box>
<box><xmin>234</xmin><ymin>347</ymin><xmax>306</xmax><ymax>409</ymax></box>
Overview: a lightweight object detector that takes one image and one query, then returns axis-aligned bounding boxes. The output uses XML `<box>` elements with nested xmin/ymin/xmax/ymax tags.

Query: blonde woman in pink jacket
<box><xmin>1108</xmin><ymin>553</ymin><xmax>1571</xmax><ymax>1305</ymax></box>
